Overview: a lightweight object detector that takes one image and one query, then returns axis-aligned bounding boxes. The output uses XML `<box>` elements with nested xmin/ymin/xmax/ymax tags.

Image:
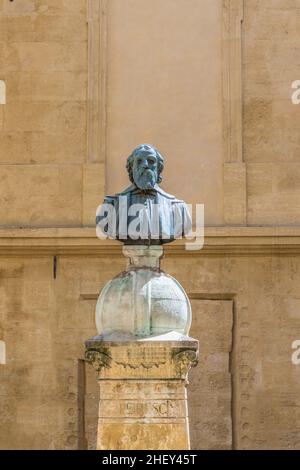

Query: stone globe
<box><xmin>95</xmin><ymin>268</ymin><xmax>191</xmax><ymax>338</ymax></box>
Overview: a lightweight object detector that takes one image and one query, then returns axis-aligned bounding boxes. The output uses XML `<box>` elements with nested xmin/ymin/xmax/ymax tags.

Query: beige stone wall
<box><xmin>1</xmin><ymin>242</ymin><xmax>300</xmax><ymax>450</ymax></box>
<box><xmin>165</xmin><ymin>251</ymin><xmax>300</xmax><ymax>450</ymax></box>
<box><xmin>1</xmin><ymin>0</ymin><xmax>300</xmax><ymax>228</ymax></box>
<box><xmin>0</xmin><ymin>0</ymin><xmax>104</xmax><ymax>227</ymax></box>
<box><xmin>189</xmin><ymin>300</ymin><xmax>233</xmax><ymax>450</ymax></box>
<box><xmin>0</xmin><ymin>0</ymin><xmax>224</xmax><ymax>226</ymax></box>
<box><xmin>1</xmin><ymin>0</ymin><xmax>300</xmax><ymax>451</ymax></box>
<box><xmin>243</xmin><ymin>0</ymin><xmax>300</xmax><ymax>224</ymax></box>
<box><xmin>0</xmin><ymin>255</ymin><xmax>110</xmax><ymax>449</ymax></box>
<box><xmin>105</xmin><ymin>0</ymin><xmax>224</xmax><ymax>225</ymax></box>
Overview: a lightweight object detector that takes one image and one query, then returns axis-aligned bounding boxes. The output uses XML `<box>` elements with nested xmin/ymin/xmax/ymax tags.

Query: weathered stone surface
<box><xmin>243</xmin><ymin>0</ymin><xmax>300</xmax><ymax>224</ymax></box>
<box><xmin>85</xmin><ymin>335</ymin><xmax>198</xmax><ymax>450</ymax></box>
<box><xmin>105</xmin><ymin>0</ymin><xmax>224</xmax><ymax>225</ymax></box>
<box><xmin>188</xmin><ymin>300</ymin><xmax>233</xmax><ymax>450</ymax></box>
<box><xmin>0</xmin><ymin>165</ymin><xmax>82</xmax><ymax>226</ymax></box>
<box><xmin>1</xmin><ymin>0</ymin><xmax>300</xmax><ymax>452</ymax></box>
<box><xmin>83</xmin><ymin>164</ymin><xmax>105</xmax><ymax>226</ymax></box>
<box><xmin>1</xmin><ymin>242</ymin><xmax>300</xmax><ymax>449</ymax></box>
<box><xmin>0</xmin><ymin>0</ymin><xmax>87</xmax><ymax>225</ymax></box>
<box><xmin>224</xmin><ymin>163</ymin><xmax>246</xmax><ymax>225</ymax></box>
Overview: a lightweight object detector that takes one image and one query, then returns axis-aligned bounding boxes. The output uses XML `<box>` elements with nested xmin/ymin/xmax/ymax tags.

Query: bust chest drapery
<box><xmin>96</xmin><ymin>183</ymin><xmax>192</xmax><ymax>245</ymax></box>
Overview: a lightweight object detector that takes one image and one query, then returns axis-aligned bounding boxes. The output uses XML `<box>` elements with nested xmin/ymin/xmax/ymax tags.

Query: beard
<box><xmin>133</xmin><ymin>168</ymin><xmax>157</xmax><ymax>190</ymax></box>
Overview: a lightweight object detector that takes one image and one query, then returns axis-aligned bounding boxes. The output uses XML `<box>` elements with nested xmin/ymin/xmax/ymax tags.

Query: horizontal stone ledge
<box><xmin>0</xmin><ymin>226</ymin><xmax>300</xmax><ymax>256</ymax></box>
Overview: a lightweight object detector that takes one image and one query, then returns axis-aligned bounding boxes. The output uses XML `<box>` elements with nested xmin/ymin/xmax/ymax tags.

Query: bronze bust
<box><xmin>96</xmin><ymin>144</ymin><xmax>192</xmax><ymax>245</ymax></box>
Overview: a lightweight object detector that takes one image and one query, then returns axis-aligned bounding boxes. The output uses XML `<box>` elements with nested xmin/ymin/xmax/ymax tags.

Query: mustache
<box><xmin>139</xmin><ymin>168</ymin><xmax>155</xmax><ymax>176</ymax></box>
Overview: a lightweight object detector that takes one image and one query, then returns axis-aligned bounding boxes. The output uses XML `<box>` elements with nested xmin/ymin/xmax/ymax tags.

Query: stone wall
<box><xmin>243</xmin><ymin>0</ymin><xmax>300</xmax><ymax>224</ymax></box>
<box><xmin>1</xmin><ymin>0</ymin><xmax>300</xmax><ymax>450</ymax></box>
<box><xmin>165</xmin><ymin>249</ymin><xmax>300</xmax><ymax>450</ymax></box>
<box><xmin>0</xmin><ymin>0</ymin><xmax>104</xmax><ymax>227</ymax></box>
<box><xmin>1</xmin><ymin>236</ymin><xmax>300</xmax><ymax>450</ymax></box>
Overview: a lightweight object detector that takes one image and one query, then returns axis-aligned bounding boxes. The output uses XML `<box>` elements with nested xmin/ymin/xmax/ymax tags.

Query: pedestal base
<box><xmin>85</xmin><ymin>332</ymin><xmax>198</xmax><ymax>450</ymax></box>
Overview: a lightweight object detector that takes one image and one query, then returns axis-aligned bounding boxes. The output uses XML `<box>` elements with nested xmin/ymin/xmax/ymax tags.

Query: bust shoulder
<box><xmin>156</xmin><ymin>186</ymin><xmax>185</xmax><ymax>204</ymax></box>
<box><xmin>105</xmin><ymin>184</ymin><xmax>186</xmax><ymax>208</ymax></box>
<box><xmin>115</xmin><ymin>184</ymin><xmax>136</xmax><ymax>196</ymax></box>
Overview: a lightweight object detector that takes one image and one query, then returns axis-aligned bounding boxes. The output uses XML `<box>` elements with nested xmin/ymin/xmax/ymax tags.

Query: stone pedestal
<box><xmin>87</xmin><ymin>245</ymin><xmax>199</xmax><ymax>449</ymax></box>
<box><xmin>85</xmin><ymin>333</ymin><xmax>198</xmax><ymax>450</ymax></box>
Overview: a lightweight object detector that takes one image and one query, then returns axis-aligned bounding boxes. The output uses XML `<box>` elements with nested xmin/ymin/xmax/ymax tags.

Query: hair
<box><xmin>126</xmin><ymin>144</ymin><xmax>164</xmax><ymax>184</ymax></box>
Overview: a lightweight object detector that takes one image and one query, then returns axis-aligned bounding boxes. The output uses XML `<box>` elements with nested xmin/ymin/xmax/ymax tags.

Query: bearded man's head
<box><xmin>126</xmin><ymin>144</ymin><xmax>164</xmax><ymax>190</ymax></box>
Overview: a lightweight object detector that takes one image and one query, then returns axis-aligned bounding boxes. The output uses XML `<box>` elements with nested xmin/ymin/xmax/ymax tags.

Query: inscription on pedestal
<box><xmin>100</xmin><ymin>398</ymin><xmax>186</xmax><ymax>419</ymax></box>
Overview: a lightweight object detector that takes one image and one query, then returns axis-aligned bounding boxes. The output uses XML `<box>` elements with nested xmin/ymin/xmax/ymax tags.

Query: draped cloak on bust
<box><xmin>96</xmin><ymin>183</ymin><xmax>192</xmax><ymax>245</ymax></box>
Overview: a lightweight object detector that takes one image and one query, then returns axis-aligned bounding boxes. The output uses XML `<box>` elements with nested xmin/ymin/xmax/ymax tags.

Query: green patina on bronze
<box><xmin>96</xmin><ymin>144</ymin><xmax>192</xmax><ymax>245</ymax></box>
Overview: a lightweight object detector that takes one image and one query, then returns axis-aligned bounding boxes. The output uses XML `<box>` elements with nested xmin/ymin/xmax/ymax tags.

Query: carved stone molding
<box><xmin>222</xmin><ymin>0</ymin><xmax>246</xmax><ymax>225</ymax></box>
<box><xmin>85</xmin><ymin>336</ymin><xmax>199</xmax><ymax>381</ymax></box>
<box><xmin>173</xmin><ymin>349</ymin><xmax>199</xmax><ymax>379</ymax></box>
<box><xmin>87</xmin><ymin>0</ymin><xmax>107</xmax><ymax>164</ymax></box>
<box><xmin>114</xmin><ymin>360</ymin><xmax>165</xmax><ymax>370</ymax></box>
<box><xmin>85</xmin><ymin>349</ymin><xmax>111</xmax><ymax>372</ymax></box>
<box><xmin>1</xmin><ymin>227</ymin><xmax>300</xmax><ymax>256</ymax></box>
<box><xmin>222</xmin><ymin>0</ymin><xmax>244</xmax><ymax>164</ymax></box>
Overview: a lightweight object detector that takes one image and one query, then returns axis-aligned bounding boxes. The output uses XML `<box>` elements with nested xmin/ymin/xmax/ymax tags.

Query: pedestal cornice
<box><xmin>85</xmin><ymin>334</ymin><xmax>199</xmax><ymax>381</ymax></box>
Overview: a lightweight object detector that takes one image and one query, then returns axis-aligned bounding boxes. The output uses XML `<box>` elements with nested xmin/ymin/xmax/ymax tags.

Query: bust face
<box><xmin>132</xmin><ymin>148</ymin><xmax>158</xmax><ymax>190</ymax></box>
